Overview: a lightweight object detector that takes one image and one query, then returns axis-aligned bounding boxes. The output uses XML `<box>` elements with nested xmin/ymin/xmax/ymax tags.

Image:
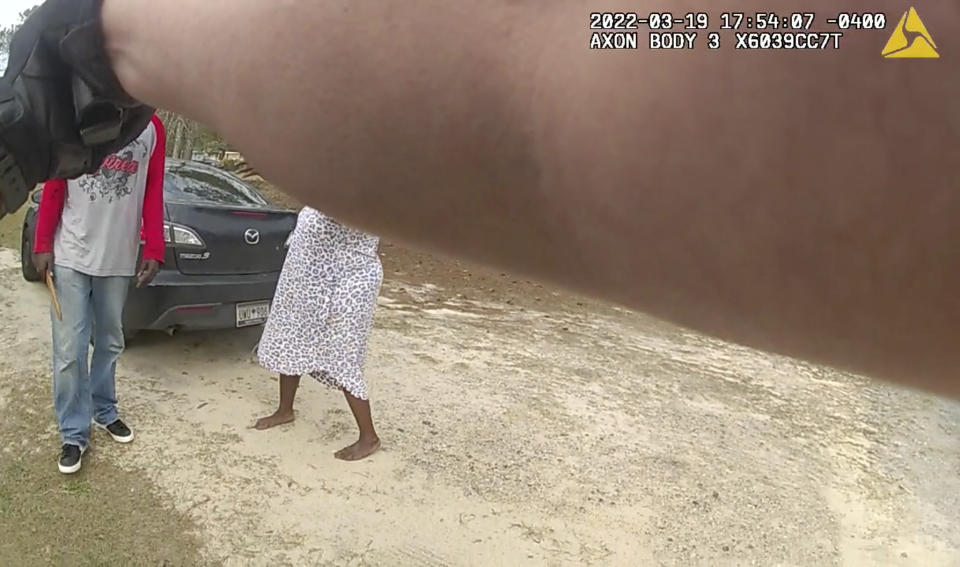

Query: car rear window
<box><xmin>163</xmin><ymin>165</ymin><xmax>267</xmax><ymax>206</ymax></box>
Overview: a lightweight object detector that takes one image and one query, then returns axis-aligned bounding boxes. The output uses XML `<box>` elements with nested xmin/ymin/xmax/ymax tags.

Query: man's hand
<box><xmin>0</xmin><ymin>0</ymin><xmax>154</xmax><ymax>220</ymax></box>
<box><xmin>33</xmin><ymin>252</ymin><xmax>54</xmax><ymax>280</ymax></box>
<box><xmin>135</xmin><ymin>259</ymin><xmax>159</xmax><ymax>288</ymax></box>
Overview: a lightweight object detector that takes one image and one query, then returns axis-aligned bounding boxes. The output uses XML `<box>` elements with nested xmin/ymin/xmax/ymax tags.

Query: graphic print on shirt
<box><xmin>77</xmin><ymin>138</ymin><xmax>150</xmax><ymax>203</ymax></box>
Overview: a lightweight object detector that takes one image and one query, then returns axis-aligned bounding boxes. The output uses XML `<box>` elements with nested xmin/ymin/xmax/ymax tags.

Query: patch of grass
<box><xmin>0</xmin><ymin>377</ymin><xmax>212</xmax><ymax>567</ymax></box>
<box><xmin>0</xmin><ymin>189</ymin><xmax>29</xmax><ymax>250</ymax></box>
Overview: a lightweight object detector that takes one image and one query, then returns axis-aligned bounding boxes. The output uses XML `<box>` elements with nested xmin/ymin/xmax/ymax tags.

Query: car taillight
<box><xmin>163</xmin><ymin>222</ymin><xmax>205</xmax><ymax>247</ymax></box>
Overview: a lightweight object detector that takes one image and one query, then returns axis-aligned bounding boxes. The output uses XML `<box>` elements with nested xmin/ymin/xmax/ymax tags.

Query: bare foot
<box><xmin>334</xmin><ymin>437</ymin><xmax>381</xmax><ymax>461</ymax></box>
<box><xmin>253</xmin><ymin>410</ymin><xmax>295</xmax><ymax>430</ymax></box>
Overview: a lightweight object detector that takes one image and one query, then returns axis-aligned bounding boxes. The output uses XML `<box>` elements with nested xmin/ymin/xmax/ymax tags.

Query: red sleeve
<box><xmin>141</xmin><ymin>115</ymin><xmax>167</xmax><ymax>263</ymax></box>
<box><xmin>33</xmin><ymin>179</ymin><xmax>67</xmax><ymax>254</ymax></box>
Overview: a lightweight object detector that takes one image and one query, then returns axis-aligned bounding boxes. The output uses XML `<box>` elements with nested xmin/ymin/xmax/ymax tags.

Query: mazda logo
<box><xmin>243</xmin><ymin>229</ymin><xmax>260</xmax><ymax>245</ymax></box>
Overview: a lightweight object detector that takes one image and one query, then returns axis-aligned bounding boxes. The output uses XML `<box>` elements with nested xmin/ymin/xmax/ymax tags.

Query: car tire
<box><xmin>20</xmin><ymin>231</ymin><xmax>41</xmax><ymax>282</ymax></box>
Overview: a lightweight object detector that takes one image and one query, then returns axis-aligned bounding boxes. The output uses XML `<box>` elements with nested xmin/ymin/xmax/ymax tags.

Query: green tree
<box><xmin>156</xmin><ymin>110</ymin><xmax>228</xmax><ymax>161</ymax></box>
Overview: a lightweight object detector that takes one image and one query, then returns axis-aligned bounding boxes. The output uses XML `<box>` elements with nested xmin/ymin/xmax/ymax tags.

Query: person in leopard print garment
<box><xmin>253</xmin><ymin>206</ymin><xmax>383</xmax><ymax>461</ymax></box>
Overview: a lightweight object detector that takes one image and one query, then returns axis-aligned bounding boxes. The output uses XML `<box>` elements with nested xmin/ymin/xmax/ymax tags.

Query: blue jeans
<box><xmin>51</xmin><ymin>265</ymin><xmax>130</xmax><ymax>448</ymax></box>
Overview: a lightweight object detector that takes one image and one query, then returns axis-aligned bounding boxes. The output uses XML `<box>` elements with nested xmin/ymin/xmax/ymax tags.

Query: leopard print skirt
<box><xmin>256</xmin><ymin>207</ymin><xmax>382</xmax><ymax>400</ymax></box>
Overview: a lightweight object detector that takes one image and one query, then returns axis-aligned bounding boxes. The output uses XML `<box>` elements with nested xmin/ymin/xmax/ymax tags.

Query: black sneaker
<box><xmin>58</xmin><ymin>443</ymin><xmax>86</xmax><ymax>474</ymax></box>
<box><xmin>94</xmin><ymin>418</ymin><xmax>134</xmax><ymax>443</ymax></box>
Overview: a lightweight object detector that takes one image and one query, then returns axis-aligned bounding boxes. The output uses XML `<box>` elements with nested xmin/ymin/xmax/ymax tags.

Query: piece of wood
<box><xmin>45</xmin><ymin>271</ymin><xmax>62</xmax><ymax>321</ymax></box>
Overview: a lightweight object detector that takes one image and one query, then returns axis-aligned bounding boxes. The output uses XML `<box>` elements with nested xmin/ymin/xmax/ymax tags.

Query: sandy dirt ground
<box><xmin>1</xmin><ymin>244</ymin><xmax>959</xmax><ymax>567</ymax></box>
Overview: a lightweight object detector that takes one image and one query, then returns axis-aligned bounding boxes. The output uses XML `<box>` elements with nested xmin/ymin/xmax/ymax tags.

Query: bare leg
<box><xmin>253</xmin><ymin>374</ymin><xmax>300</xmax><ymax>430</ymax></box>
<box><xmin>334</xmin><ymin>390</ymin><xmax>380</xmax><ymax>461</ymax></box>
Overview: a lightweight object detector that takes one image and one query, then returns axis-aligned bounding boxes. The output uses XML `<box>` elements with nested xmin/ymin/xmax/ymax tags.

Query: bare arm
<box><xmin>102</xmin><ymin>0</ymin><xmax>960</xmax><ymax>396</ymax></box>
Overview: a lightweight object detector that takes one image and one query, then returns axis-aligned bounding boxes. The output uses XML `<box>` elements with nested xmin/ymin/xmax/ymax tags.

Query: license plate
<box><xmin>236</xmin><ymin>301</ymin><xmax>270</xmax><ymax>327</ymax></box>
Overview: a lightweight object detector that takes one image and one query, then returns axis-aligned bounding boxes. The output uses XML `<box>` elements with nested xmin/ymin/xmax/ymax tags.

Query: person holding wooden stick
<box><xmin>32</xmin><ymin>115</ymin><xmax>167</xmax><ymax>474</ymax></box>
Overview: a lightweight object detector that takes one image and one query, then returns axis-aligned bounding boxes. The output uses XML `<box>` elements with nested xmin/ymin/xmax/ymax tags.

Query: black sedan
<box><xmin>20</xmin><ymin>159</ymin><xmax>297</xmax><ymax>340</ymax></box>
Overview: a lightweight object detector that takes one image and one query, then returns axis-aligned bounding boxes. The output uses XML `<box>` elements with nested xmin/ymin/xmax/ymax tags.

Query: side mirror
<box><xmin>30</xmin><ymin>190</ymin><xmax>42</xmax><ymax>205</ymax></box>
